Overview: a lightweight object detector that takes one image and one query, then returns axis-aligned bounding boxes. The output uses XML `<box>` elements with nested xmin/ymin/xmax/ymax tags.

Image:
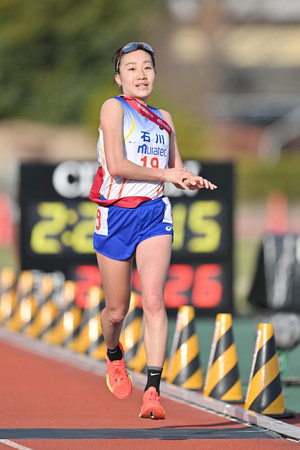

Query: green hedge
<box><xmin>236</xmin><ymin>154</ymin><xmax>300</xmax><ymax>202</ymax></box>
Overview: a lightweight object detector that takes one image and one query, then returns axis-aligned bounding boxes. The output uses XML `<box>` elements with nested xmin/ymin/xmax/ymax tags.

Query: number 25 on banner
<box><xmin>172</xmin><ymin>200</ymin><xmax>222</xmax><ymax>253</ymax></box>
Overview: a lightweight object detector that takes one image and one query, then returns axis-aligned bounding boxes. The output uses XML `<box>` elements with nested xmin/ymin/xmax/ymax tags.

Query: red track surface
<box><xmin>0</xmin><ymin>339</ymin><xmax>299</xmax><ymax>450</ymax></box>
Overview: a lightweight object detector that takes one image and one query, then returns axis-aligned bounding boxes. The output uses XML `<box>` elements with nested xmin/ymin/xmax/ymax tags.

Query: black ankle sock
<box><xmin>107</xmin><ymin>344</ymin><xmax>122</xmax><ymax>362</ymax></box>
<box><xmin>144</xmin><ymin>366</ymin><xmax>163</xmax><ymax>395</ymax></box>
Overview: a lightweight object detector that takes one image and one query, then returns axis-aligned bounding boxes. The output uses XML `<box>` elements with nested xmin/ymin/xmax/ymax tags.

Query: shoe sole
<box><xmin>139</xmin><ymin>405</ymin><xmax>165</xmax><ymax>420</ymax></box>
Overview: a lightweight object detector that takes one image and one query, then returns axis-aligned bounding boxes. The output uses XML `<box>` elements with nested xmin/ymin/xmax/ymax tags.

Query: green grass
<box><xmin>234</xmin><ymin>240</ymin><xmax>261</xmax><ymax>314</ymax></box>
<box><xmin>0</xmin><ymin>247</ymin><xmax>15</xmax><ymax>270</ymax></box>
<box><xmin>236</xmin><ymin>153</ymin><xmax>300</xmax><ymax>202</ymax></box>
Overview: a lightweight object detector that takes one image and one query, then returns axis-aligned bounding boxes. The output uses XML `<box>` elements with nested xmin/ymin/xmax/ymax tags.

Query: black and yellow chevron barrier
<box><xmin>86</xmin><ymin>288</ymin><xmax>106</xmax><ymax>360</ymax></box>
<box><xmin>86</xmin><ymin>320</ymin><xmax>106</xmax><ymax>360</ymax></box>
<box><xmin>24</xmin><ymin>274</ymin><xmax>60</xmax><ymax>338</ymax></box>
<box><xmin>5</xmin><ymin>270</ymin><xmax>38</xmax><ymax>332</ymax></box>
<box><xmin>68</xmin><ymin>286</ymin><xmax>105</xmax><ymax>354</ymax></box>
<box><xmin>245</xmin><ymin>322</ymin><xmax>294</xmax><ymax>418</ymax></box>
<box><xmin>127</xmin><ymin>319</ymin><xmax>168</xmax><ymax>376</ymax></box>
<box><xmin>161</xmin><ymin>358</ymin><xmax>169</xmax><ymax>379</ymax></box>
<box><xmin>41</xmin><ymin>281</ymin><xmax>82</xmax><ymax>346</ymax></box>
<box><xmin>0</xmin><ymin>266</ymin><xmax>17</xmax><ymax>324</ymax></box>
<box><xmin>120</xmin><ymin>292</ymin><xmax>143</xmax><ymax>367</ymax></box>
<box><xmin>166</xmin><ymin>305</ymin><xmax>203</xmax><ymax>390</ymax></box>
<box><xmin>127</xmin><ymin>320</ymin><xmax>147</xmax><ymax>372</ymax></box>
<box><xmin>203</xmin><ymin>313</ymin><xmax>243</xmax><ymax>402</ymax></box>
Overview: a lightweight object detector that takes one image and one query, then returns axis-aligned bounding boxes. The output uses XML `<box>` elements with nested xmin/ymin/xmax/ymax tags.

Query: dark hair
<box><xmin>112</xmin><ymin>45</ymin><xmax>155</xmax><ymax>75</ymax></box>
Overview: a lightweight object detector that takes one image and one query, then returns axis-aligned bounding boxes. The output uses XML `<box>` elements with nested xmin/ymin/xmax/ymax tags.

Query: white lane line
<box><xmin>0</xmin><ymin>440</ymin><xmax>33</xmax><ymax>450</ymax></box>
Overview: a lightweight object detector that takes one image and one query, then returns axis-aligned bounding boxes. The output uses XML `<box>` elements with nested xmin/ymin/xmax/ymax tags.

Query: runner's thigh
<box><xmin>96</xmin><ymin>252</ymin><xmax>133</xmax><ymax>310</ymax></box>
<box><xmin>135</xmin><ymin>234</ymin><xmax>172</xmax><ymax>297</ymax></box>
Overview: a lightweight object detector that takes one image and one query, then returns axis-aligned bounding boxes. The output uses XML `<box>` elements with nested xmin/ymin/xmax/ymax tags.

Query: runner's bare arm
<box><xmin>100</xmin><ymin>99</ymin><xmax>190</xmax><ymax>189</ymax></box>
<box><xmin>160</xmin><ymin>109</ymin><xmax>217</xmax><ymax>191</ymax></box>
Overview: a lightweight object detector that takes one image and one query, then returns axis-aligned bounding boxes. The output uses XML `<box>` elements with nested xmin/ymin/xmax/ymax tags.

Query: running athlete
<box><xmin>90</xmin><ymin>42</ymin><xmax>217</xmax><ymax>419</ymax></box>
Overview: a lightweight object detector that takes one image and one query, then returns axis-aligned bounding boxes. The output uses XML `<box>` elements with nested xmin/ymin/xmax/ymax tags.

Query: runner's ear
<box><xmin>115</xmin><ymin>73</ymin><xmax>121</xmax><ymax>86</ymax></box>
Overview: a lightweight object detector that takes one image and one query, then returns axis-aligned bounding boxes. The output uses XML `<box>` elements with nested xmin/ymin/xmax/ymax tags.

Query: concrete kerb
<box><xmin>0</xmin><ymin>327</ymin><xmax>299</xmax><ymax>442</ymax></box>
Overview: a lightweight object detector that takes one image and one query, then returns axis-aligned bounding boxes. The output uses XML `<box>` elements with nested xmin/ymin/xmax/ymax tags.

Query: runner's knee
<box><xmin>143</xmin><ymin>293</ymin><xmax>165</xmax><ymax>316</ymax></box>
<box><xmin>104</xmin><ymin>303</ymin><xmax>129</xmax><ymax>325</ymax></box>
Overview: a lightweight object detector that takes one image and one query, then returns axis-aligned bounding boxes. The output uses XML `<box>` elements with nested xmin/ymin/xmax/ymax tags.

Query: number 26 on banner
<box><xmin>132</xmin><ymin>263</ymin><xmax>224</xmax><ymax>310</ymax></box>
<box><xmin>164</xmin><ymin>263</ymin><xmax>223</xmax><ymax>309</ymax></box>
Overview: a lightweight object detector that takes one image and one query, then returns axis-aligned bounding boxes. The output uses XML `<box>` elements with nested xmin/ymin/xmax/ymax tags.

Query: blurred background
<box><xmin>1</xmin><ymin>0</ymin><xmax>300</xmax><ymax>311</ymax></box>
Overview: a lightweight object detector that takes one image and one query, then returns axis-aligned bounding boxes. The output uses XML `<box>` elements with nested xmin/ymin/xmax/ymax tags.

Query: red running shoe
<box><xmin>106</xmin><ymin>343</ymin><xmax>132</xmax><ymax>399</ymax></box>
<box><xmin>139</xmin><ymin>387</ymin><xmax>165</xmax><ymax>419</ymax></box>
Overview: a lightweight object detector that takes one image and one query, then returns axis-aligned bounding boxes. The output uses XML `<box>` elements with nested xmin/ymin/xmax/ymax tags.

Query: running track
<box><xmin>0</xmin><ymin>331</ymin><xmax>299</xmax><ymax>450</ymax></box>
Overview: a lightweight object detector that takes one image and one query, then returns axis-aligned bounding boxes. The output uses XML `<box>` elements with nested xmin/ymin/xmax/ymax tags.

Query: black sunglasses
<box><xmin>116</xmin><ymin>42</ymin><xmax>155</xmax><ymax>73</ymax></box>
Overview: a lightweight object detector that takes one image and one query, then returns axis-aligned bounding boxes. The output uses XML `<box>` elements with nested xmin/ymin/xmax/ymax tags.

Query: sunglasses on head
<box><xmin>116</xmin><ymin>42</ymin><xmax>155</xmax><ymax>73</ymax></box>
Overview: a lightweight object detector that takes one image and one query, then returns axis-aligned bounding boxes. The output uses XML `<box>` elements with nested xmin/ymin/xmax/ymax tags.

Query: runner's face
<box><xmin>115</xmin><ymin>50</ymin><xmax>156</xmax><ymax>104</ymax></box>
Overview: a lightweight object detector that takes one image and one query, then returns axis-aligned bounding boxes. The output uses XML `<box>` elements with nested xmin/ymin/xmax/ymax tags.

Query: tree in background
<box><xmin>0</xmin><ymin>0</ymin><xmax>163</xmax><ymax>124</ymax></box>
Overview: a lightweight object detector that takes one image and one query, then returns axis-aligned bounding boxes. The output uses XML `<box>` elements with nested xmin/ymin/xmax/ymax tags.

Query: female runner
<box><xmin>90</xmin><ymin>42</ymin><xmax>217</xmax><ymax>419</ymax></box>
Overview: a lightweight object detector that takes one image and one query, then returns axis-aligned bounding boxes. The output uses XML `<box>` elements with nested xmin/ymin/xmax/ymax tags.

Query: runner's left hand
<box><xmin>183</xmin><ymin>175</ymin><xmax>217</xmax><ymax>190</ymax></box>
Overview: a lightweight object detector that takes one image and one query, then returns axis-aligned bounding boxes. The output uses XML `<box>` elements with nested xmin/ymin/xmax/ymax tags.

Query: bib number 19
<box><xmin>141</xmin><ymin>156</ymin><xmax>159</xmax><ymax>168</ymax></box>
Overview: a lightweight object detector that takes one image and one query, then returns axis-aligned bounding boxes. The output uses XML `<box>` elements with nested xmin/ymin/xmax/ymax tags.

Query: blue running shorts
<box><xmin>93</xmin><ymin>197</ymin><xmax>173</xmax><ymax>261</ymax></box>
